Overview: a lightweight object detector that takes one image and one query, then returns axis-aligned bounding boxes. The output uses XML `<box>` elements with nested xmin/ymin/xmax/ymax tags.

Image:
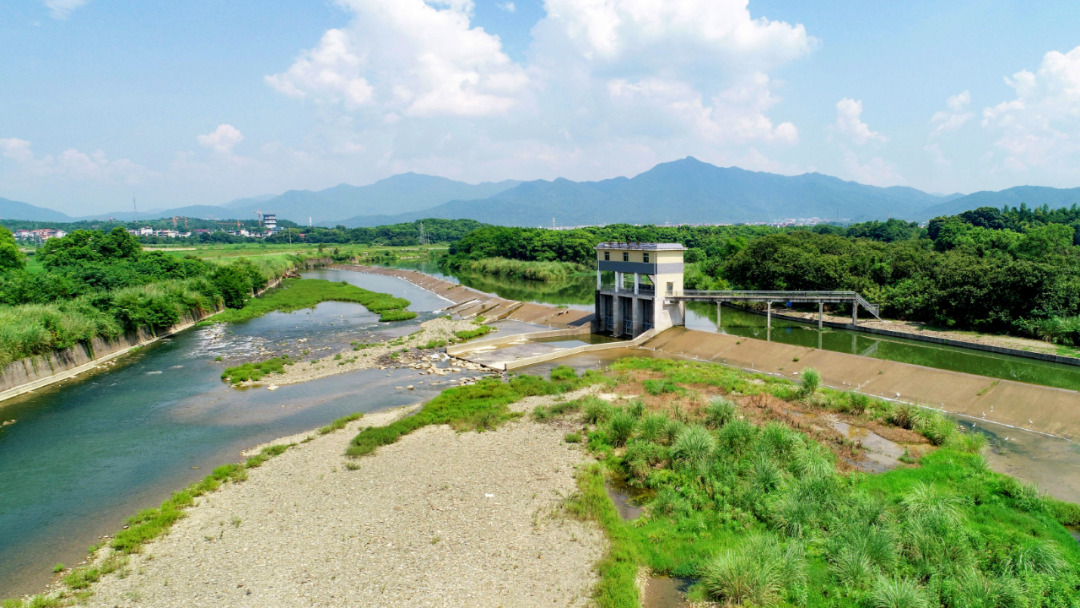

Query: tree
<box><xmin>0</xmin><ymin>226</ymin><xmax>25</xmax><ymax>272</ymax></box>
<box><xmin>211</xmin><ymin>265</ymin><xmax>253</xmax><ymax>309</ymax></box>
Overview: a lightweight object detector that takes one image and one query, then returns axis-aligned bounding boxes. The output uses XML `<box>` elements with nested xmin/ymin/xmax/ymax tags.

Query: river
<box><xmin>0</xmin><ymin>269</ymin><xmax>454</xmax><ymax>598</ymax></box>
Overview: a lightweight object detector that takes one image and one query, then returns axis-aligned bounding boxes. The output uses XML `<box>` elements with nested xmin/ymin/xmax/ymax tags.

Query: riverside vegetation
<box><xmin>210</xmin><ymin>278</ymin><xmax>416</xmax><ymax>324</ymax></box>
<box><xmin>559</xmin><ymin>358</ymin><xmax>1080</xmax><ymax>607</ymax></box>
<box><xmin>0</xmin><ymin>226</ymin><xmax>295</xmax><ymax>367</ymax></box>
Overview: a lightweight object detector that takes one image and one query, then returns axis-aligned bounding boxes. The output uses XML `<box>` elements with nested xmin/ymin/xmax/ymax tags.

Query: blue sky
<box><xmin>3</xmin><ymin>0</ymin><xmax>1080</xmax><ymax>215</ymax></box>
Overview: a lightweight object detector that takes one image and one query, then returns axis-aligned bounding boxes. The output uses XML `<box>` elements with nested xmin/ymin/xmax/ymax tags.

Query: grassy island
<box><xmin>211</xmin><ymin>278</ymin><xmax>417</xmax><ymax>324</ymax></box>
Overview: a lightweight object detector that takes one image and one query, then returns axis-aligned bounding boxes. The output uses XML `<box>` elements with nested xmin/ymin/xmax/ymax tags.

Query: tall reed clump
<box><xmin>458</xmin><ymin>257</ymin><xmax>586</xmax><ymax>283</ymax></box>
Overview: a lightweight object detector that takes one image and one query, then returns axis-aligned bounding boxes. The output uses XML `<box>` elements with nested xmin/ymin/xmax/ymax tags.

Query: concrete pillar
<box><xmin>596</xmin><ymin>268</ymin><xmax>601</xmax><ymax>289</ymax></box>
<box><xmin>818</xmin><ymin>302</ymin><xmax>823</xmax><ymax>330</ymax></box>
<box><xmin>634</xmin><ymin>273</ymin><xmax>639</xmax><ymax>295</ymax></box>
<box><xmin>852</xmin><ymin>302</ymin><xmax>858</xmax><ymax>326</ymax></box>
<box><xmin>767</xmin><ymin>301</ymin><xmax>772</xmax><ymax>340</ymax></box>
<box><xmin>632</xmin><ymin>297</ymin><xmax>642</xmax><ymax>337</ymax></box>
<box><xmin>617</xmin><ymin>295</ymin><xmax>626</xmax><ymax>336</ymax></box>
<box><xmin>717</xmin><ymin>301</ymin><xmax>722</xmax><ymax>331</ymax></box>
<box><xmin>614</xmin><ymin>271</ymin><xmax>620</xmax><ymax>293</ymax></box>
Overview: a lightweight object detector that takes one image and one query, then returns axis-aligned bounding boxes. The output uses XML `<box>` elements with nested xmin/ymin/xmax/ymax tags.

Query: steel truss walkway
<box><xmin>669</xmin><ymin>290</ymin><xmax>881</xmax><ymax>329</ymax></box>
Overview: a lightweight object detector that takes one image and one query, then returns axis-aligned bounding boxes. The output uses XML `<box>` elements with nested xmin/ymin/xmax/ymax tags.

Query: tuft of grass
<box><xmin>379</xmin><ymin>309</ymin><xmax>417</xmax><ymax>322</ymax></box>
<box><xmin>221</xmin><ymin>357</ymin><xmax>288</xmax><ymax>383</ymax></box>
<box><xmin>868</xmin><ymin>576</ymin><xmax>930</xmax><ymax>608</ymax></box>
<box><xmin>607</xmin><ymin>410</ymin><xmax>637</xmax><ymax>447</ymax></box>
<box><xmin>319</xmin><ymin>412</ymin><xmax>363</xmax><ymax>435</ymax></box>
<box><xmin>454</xmin><ymin>325</ymin><xmax>494</xmax><ymax>341</ymax></box>
<box><xmin>643</xmin><ymin>379</ymin><xmax>680</xmax><ymax>395</ymax></box>
<box><xmin>582</xmin><ymin>396</ymin><xmax>613</xmax><ymax>424</ymax></box>
<box><xmin>346</xmin><ymin>373</ymin><xmax>604</xmax><ymax>458</ymax></box>
<box><xmin>52</xmin><ymin>564</ymin><xmax>64</xmax><ymax>574</ymax></box>
<box><xmin>564</xmin><ymin>432</ymin><xmax>582</xmax><ymax>443</ymax></box>
<box><xmin>421</xmin><ymin>339</ymin><xmax>447</xmax><ymax>349</ymax></box>
<box><xmin>800</xmin><ymin>367</ymin><xmax>821</xmax><ymax>396</ymax></box>
<box><xmin>550</xmin><ymin>365</ymin><xmax>578</xmax><ymax>382</ymax></box>
<box><xmin>704</xmin><ymin>396</ymin><xmax>736</xmax><ymax>428</ymax></box>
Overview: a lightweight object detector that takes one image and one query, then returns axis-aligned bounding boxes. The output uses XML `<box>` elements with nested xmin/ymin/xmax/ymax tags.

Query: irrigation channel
<box><xmin>2</xmin><ymin>266</ymin><xmax>1080</xmax><ymax>600</ymax></box>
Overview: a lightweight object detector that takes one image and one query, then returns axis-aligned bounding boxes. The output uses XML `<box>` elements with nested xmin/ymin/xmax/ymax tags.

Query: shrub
<box><xmin>700</xmin><ymin>536</ymin><xmax>807</xmax><ymax>607</ymax></box>
<box><xmin>705</xmin><ymin>397</ymin><xmax>736</xmax><ymax>428</ymax></box>
<box><xmin>670</xmin><ymin>425</ymin><xmax>716</xmax><ymax>472</ymax></box>
<box><xmin>455</xmin><ymin>325</ymin><xmax>494</xmax><ymax>341</ymax></box>
<box><xmin>608</xmin><ymin>410</ymin><xmax>637</xmax><ymax>447</ymax></box>
<box><xmin>626</xmin><ymin>398</ymin><xmax>645</xmax><ymax>419</ymax></box>
<box><xmin>868</xmin><ymin>576</ymin><xmax>930</xmax><ymax>608</ymax></box>
<box><xmin>848</xmin><ymin>391</ymin><xmax>870</xmax><ymax>415</ymax></box>
<box><xmin>550</xmin><ymin>365</ymin><xmax>577</xmax><ymax>381</ymax></box>
<box><xmin>582</xmin><ymin>396</ymin><xmax>613</xmax><ymax>424</ymax></box>
<box><xmin>800</xmin><ymin>367</ymin><xmax>821</xmax><ymax>396</ymax></box>
<box><xmin>637</xmin><ymin>413</ymin><xmax>668</xmax><ymax>443</ymax></box>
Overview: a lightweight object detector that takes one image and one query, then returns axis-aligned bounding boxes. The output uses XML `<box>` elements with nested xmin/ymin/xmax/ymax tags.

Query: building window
<box><xmin>623</xmin><ymin>252</ymin><xmax>629</xmax><ymax>262</ymax></box>
<box><xmin>666</xmin><ymin>282</ymin><xmax>674</xmax><ymax>295</ymax></box>
<box><xmin>604</xmin><ymin>251</ymin><xmax>609</xmax><ymax>261</ymax></box>
<box><xmin>643</xmin><ymin>252</ymin><xmax>650</xmax><ymax>263</ymax></box>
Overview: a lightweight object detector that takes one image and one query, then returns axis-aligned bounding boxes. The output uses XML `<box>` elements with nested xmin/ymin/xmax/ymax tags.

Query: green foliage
<box><xmin>346</xmin><ymin>373</ymin><xmax>604</xmax><ymax>458</ymax></box>
<box><xmin>550</xmin><ymin>365</ymin><xmax>578</xmax><ymax>381</ymax></box>
<box><xmin>379</xmin><ymin>309</ymin><xmax>417</xmax><ymax>322</ymax></box>
<box><xmin>213</xmin><ymin>278</ymin><xmax>414</xmax><ymax>323</ymax></box>
<box><xmin>318</xmin><ymin>412</ymin><xmax>363</xmax><ymax>435</ymax></box>
<box><xmin>0</xmin><ymin>226</ymin><xmax>24</xmax><ymax>271</ymax></box>
<box><xmin>454</xmin><ymin>325</ymin><xmax>494</xmax><ymax>341</ymax></box>
<box><xmin>800</xmin><ymin>367</ymin><xmax>821</xmax><ymax>395</ymax></box>
<box><xmin>582</xmin><ymin>395</ymin><xmax>613</xmax><ymax>424</ymax></box>
<box><xmin>580</xmin><ymin>357</ymin><xmax>1080</xmax><ymax>608</ymax></box>
<box><xmin>607</xmin><ymin>409</ymin><xmax>637</xmax><ymax>447</ymax></box>
<box><xmin>221</xmin><ymin>357</ymin><xmax>288</xmax><ymax>383</ymax></box>
<box><xmin>457</xmin><ymin>257</ymin><xmax>586</xmax><ymax>282</ymax></box>
<box><xmin>705</xmin><ymin>397</ymin><xmax>736</xmax><ymax>428</ymax></box>
<box><xmin>643</xmin><ymin>379</ymin><xmax>680</xmax><ymax>395</ymax></box>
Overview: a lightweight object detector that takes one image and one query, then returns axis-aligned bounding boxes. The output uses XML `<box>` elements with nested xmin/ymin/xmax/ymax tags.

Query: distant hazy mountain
<box><xmin>917</xmin><ymin>186</ymin><xmax>1080</xmax><ymax>220</ymax></box>
<box><xmin>239</xmin><ymin>173</ymin><xmax>522</xmax><ymax>225</ymax></box>
<box><xmin>0</xmin><ymin>197</ymin><xmax>73</xmax><ymax>222</ymax></box>
<box><xmin>343</xmin><ymin>157</ymin><xmax>951</xmax><ymax>227</ymax></box>
<box><xmin>222</xmin><ymin>194</ymin><xmax>277</xmax><ymax>209</ymax></box>
<box><xmin>74</xmin><ymin>205</ymin><xmax>241</xmax><ymax>223</ymax></box>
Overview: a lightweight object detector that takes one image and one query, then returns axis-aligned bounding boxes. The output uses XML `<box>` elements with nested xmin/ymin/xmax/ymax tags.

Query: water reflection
<box><xmin>685</xmin><ymin>302</ymin><xmax>1080</xmax><ymax>392</ymax></box>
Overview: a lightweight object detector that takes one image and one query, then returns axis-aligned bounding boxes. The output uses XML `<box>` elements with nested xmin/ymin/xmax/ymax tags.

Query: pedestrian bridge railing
<box><xmin>674</xmin><ymin>290</ymin><xmax>881</xmax><ymax>320</ymax></box>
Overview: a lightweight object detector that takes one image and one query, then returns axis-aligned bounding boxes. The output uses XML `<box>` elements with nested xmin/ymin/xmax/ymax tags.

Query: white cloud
<box><xmin>0</xmin><ymin>137</ymin><xmax>151</xmax><ymax>183</ymax></box>
<box><xmin>925</xmin><ymin>143</ymin><xmax>952</xmax><ymax>169</ymax></box>
<box><xmin>982</xmin><ymin>45</ymin><xmax>1080</xmax><ymax>172</ymax></box>
<box><xmin>841</xmin><ymin>149</ymin><xmax>903</xmax><ymax>187</ymax></box>
<box><xmin>266</xmin><ymin>0</ymin><xmax>526</xmax><ymax>117</ymax></box>
<box><xmin>197</xmin><ymin>125</ymin><xmax>245</xmax><ymax>153</ymax></box>
<box><xmin>42</xmin><ymin>0</ymin><xmax>89</xmax><ymax>20</ymax></box>
<box><xmin>497</xmin><ymin>1</ymin><xmax>515</xmax><ymax>12</ymax></box>
<box><xmin>834</xmin><ymin>98</ymin><xmax>886</xmax><ymax>145</ymax></box>
<box><xmin>930</xmin><ymin>90</ymin><xmax>974</xmax><ymax>137</ymax></box>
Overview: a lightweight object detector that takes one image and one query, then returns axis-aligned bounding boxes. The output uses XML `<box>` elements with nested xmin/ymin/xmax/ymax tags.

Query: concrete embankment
<box><xmin>331</xmin><ymin>264</ymin><xmax>595</xmax><ymax>329</ymax></box>
<box><xmin>644</xmin><ymin>327</ymin><xmax>1080</xmax><ymax>442</ymax></box>
<box><xmin>0</xmin><ymin>271</ymin><xmax>300</xmax><ymax>406</ymax></box>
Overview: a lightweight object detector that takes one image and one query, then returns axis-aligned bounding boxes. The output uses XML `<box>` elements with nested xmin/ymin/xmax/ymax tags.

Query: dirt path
<box><xmin>84</xmin><ymin>397</ymin><xmax>603</xmax><ymax>608</ymax></box>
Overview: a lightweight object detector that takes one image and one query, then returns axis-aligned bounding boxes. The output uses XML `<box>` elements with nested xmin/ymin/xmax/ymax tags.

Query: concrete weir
<box><xmin>646</xmin><ymin>327</ymin><xmax>1080</xmax><ymax>442</ymax></box>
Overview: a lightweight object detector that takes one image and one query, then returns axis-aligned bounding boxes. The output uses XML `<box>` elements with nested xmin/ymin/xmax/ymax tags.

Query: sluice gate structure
<box><xmin>591</xmin><ymin>242</ymin><xmax>880</xmax><ymax>338</ymax></box>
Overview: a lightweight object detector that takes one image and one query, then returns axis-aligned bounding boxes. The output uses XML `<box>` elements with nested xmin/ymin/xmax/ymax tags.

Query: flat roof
<box><xmin>595</xmin><ymin>242</ymin><xmax>687</xmax><ymax>251</ymax></box>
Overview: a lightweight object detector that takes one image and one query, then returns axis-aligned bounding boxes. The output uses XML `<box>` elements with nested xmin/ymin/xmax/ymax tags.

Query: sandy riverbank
<box><xmin>81</xmin><ymin>392</ymin><xmax>604</xmax><ymax>607</ymax></box>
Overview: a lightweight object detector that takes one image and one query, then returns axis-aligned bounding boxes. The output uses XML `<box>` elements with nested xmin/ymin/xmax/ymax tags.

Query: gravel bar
<box><xmin>85</xmin><ymin>396</ymin><xmax>604</xmax><ymax>607</ymax></box>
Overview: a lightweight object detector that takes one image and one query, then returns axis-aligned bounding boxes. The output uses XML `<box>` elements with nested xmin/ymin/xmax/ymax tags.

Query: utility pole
<box><xmin>418</xmin><ymin>220</ymin><xmax>426</xmax><ymax>246</ymax></box>
<box><xmin>552</xmin><ymin>217</ymin><xmax>555</xmax><ymax>229</ymax></box>
<box><xmin>133</xmin><ymin>193</ymin><xmax>139</xmax><ymax>223</ymax></box>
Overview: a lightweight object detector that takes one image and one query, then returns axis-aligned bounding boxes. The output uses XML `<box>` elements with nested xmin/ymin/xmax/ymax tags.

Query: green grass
<box><xmin>345</xmin><ymin>369</ymin><xmax>607</xmax><ymax>458</ymax></box>
<box><xmin>220</xmin><ymin>357</ymin><xmax>292</xmax><ymax>383</ymax></box>
<box><xmin>318</xmin><ymin>412</ymin><xmax>363</xmax><ymax>435</ymax></box>
<box><xmin>379</xmin><ymin>309</ymin><xmax>418</xmax><ymax>322</ymax></box>
<box><xmin>454</xmin><ymin>325</ymin><xmax>494</xmax><ymax>341</ymax></box>
<box><xmin>569</xmin><ymin>357</ymin><xmax>1080</xmax><ymax>607</ymax></box>
<box><xmin>456</xmin><ymin>257</ymin><xmax>586</xmax><ymax>282</ymax></box>
<box><xmin>212</xmin><ymin>278</ymin><xmax>414</xmax><ymax>324</ymax></box>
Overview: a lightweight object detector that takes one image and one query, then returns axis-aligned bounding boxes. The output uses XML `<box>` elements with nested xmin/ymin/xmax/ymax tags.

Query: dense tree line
<box><xmin>0</xmin><ymin>226</ymin><xmax>290</xmax><ymax>366</ymax></box>
<box><xmin>265</xmin><ymin>219</ymin><xmax>485</xmax><ymax>246</ymax></box>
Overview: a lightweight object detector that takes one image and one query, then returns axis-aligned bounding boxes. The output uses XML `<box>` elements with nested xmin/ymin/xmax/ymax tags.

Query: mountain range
<box><xmin>3</xmin><ymin>158</ymin><xmax>1079</xmax><ymax>228</ymax></box>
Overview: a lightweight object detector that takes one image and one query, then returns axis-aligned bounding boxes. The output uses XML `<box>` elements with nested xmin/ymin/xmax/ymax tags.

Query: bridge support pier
<box><xmin>818</xmin><ymin>302</ymin><xmax>823</xmax><ymax>330</ymax></box>
<box><xmin>767</xmin><ymin>302</ymin><xmax>772</xmax><ymax>337</ymax></box>
<box><xmin>852</xmin><ymin>303</ymin><xmax>858</xmax><ymax>327</ymax></box>
<box><xmin>717</xmin><ymin>302</ymin><xmax>722</xmax><ymax>330</ymax></box>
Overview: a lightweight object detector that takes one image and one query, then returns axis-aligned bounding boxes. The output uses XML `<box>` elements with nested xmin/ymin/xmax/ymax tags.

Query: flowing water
<box><xmin>0</xmin><ymin>269</ymin><xmax>453</xmax><ymax>598</ymax></box>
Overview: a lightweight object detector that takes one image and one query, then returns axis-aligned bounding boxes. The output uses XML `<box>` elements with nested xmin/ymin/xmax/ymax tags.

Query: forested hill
<box><xmin>0</xmin><ymin>197</ymin><xmax>73</xmax><ymax>222</ymax></box>
<box><xmin>917</xmin><ymin>186</ymin><xmax>1080</xmax><ymax>220</ymax></box>
<box><xmin>342</xmin><ymin>158</ymin><xmax>951</xmax><ymax>227</ymax></box>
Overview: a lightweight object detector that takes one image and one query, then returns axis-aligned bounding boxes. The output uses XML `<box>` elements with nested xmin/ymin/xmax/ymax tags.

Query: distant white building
<box><xmin>263</xmin><ymin>214</ymin><xmax>278</xmax><ymax>231</ymax></box>
<box><xmin>138</xmin><ymin>226</ymin><xmax>153</xmax><ymax>236</ymax></box>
